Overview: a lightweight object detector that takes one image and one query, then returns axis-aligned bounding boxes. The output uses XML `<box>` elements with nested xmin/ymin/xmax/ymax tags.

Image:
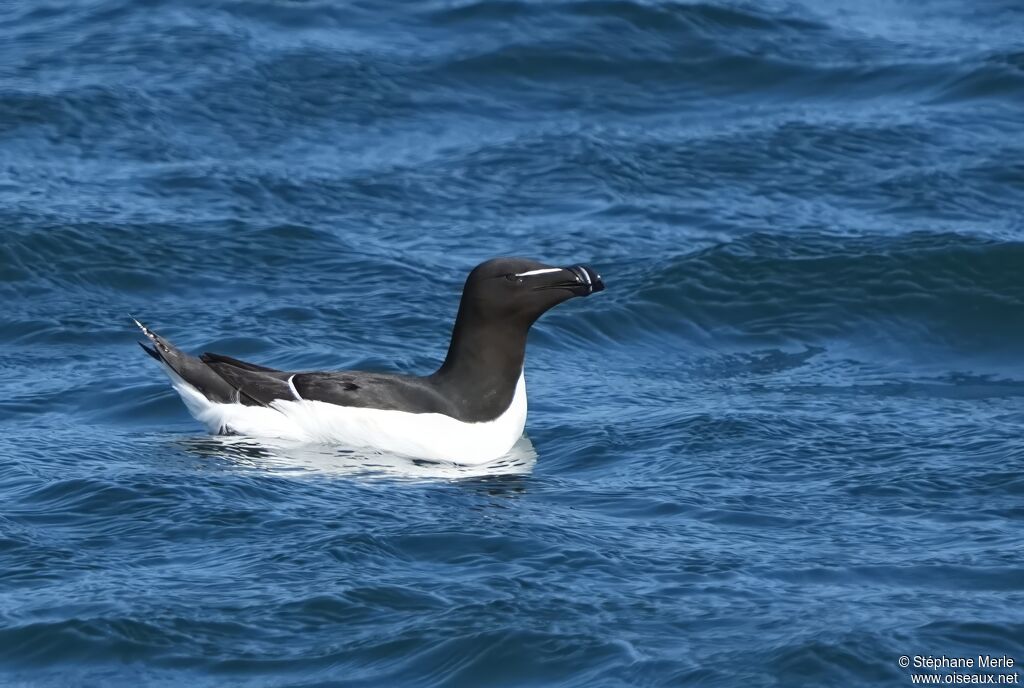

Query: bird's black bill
<box><xmin>529</xmin><ymin>264</ymin><xmax>605</xmax><ymax>296</ymax></box>
<box><xmin>567</xmin><ymin>265</ymin><xmax>604</xmax><ymax>296</ymax></box>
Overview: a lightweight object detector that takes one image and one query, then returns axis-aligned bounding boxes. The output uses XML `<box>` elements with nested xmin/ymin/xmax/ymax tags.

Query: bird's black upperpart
<box><xmin>136</xmin><ymin>257</ymin><xmax>605</xmax><ymax>425</ymax></box>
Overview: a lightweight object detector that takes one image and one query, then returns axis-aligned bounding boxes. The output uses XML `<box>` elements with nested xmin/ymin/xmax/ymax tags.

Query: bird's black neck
<box><xmin>430</xmin><ymin>305</ymin><xmax>528</xmax><ymax>420</ymax></box>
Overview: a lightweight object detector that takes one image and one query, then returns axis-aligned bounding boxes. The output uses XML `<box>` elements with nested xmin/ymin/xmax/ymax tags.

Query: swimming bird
<box><xmin>135</xmin><ymin>257</ymin><xmax>604</xmax><ymax>465</ymax></box>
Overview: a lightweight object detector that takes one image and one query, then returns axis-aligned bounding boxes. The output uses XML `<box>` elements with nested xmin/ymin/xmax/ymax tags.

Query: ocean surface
<box><xmin>2</xmin><ymin>0</ymin><xmax>1024</xmax><ymax>686</ymax></box>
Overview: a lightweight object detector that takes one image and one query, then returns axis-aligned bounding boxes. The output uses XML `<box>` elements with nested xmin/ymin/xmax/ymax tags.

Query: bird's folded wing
<box><xmin>200</xmin><ymin>353</ymin><xmax>293</xmax><ymax>405</ymax></box>
<box><xmin>292</xmin><ymin>373</ymin><xmax>449</xmax><ymax>415</ymax></box>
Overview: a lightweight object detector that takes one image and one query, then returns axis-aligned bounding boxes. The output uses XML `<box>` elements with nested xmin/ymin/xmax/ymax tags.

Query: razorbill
<box><xmin>135</xmin><ymin>257</ymin><xmax>604</xmax><ymax>465</ymax></box>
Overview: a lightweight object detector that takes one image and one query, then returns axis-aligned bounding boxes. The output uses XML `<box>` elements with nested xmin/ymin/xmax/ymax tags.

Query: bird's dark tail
<box><xmin>139</xmin><ymin>340</ymin><xmax>160</xmax><ymax>361</ymax></box>
<box><xmin>132</xmin><ymin>317</ymin><xmax>241</xmax><ymax>404</ymax></box>
<box><xmin>133</xmin><ymin>317</ymin><xmax>164</xmax><ymax>361</ymax></box>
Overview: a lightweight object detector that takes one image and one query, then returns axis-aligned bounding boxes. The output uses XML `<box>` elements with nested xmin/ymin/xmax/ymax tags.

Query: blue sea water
<box><xmin>2</xmin><ymin>0</ymin><xmax>1024</xmax><ymax>685</ymax></box>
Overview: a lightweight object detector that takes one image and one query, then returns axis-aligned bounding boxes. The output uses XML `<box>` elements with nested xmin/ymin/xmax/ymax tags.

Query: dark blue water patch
<box><xmin>618</xmin><ymin>231</ymin><xmax>1024</xmax><ymax>358</ymax></box>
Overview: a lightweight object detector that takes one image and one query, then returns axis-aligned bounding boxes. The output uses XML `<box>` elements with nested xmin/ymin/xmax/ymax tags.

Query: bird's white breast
<box><xmin>162</xmin><ymin>362</ymin><xmax>528</xmax><ymax>465</ymax></box>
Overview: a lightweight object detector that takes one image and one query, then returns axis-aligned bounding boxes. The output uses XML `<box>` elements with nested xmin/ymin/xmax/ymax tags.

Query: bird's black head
<box><xmin>458</xmin><ymin>257</ymin><xmax>605</xmax><ymax>327</ymax></box>
<box><xmin>433</xmin><ymin>257</ymin><xmax>605</xmax><ymax>396</ymax></box>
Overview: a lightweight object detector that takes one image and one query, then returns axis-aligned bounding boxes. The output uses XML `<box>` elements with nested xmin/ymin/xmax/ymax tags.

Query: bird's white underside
<box><xmin>158</xmin><ymin>362</ymin><xmax>528</xmax><ymax>466</ymax></box>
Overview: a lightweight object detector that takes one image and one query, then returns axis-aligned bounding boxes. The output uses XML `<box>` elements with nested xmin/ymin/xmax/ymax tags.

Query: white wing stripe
<box><xmin>287</xmin><ymin>375</ymin><xmax>303</xmax><ymax>401</ymax></box>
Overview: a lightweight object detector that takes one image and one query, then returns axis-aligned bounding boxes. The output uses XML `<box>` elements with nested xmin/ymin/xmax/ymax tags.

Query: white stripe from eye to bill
<box><xmin>515</xmin><ymin>268</ymin><xmax>562</xmax><ymax>277</ymax></box>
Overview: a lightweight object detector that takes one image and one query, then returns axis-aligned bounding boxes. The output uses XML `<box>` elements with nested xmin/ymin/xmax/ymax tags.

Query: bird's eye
<box><xmin>505</xmin><ymin>273</ymin><xmax>519</xmax><ymax>282</ymax></box>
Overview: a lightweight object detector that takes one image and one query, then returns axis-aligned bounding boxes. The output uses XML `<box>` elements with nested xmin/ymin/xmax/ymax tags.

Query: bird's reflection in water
<box><xmin>177</xmin><ymin>434</ymin><xmax>538</xmax><ymax>482</ymax></box>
